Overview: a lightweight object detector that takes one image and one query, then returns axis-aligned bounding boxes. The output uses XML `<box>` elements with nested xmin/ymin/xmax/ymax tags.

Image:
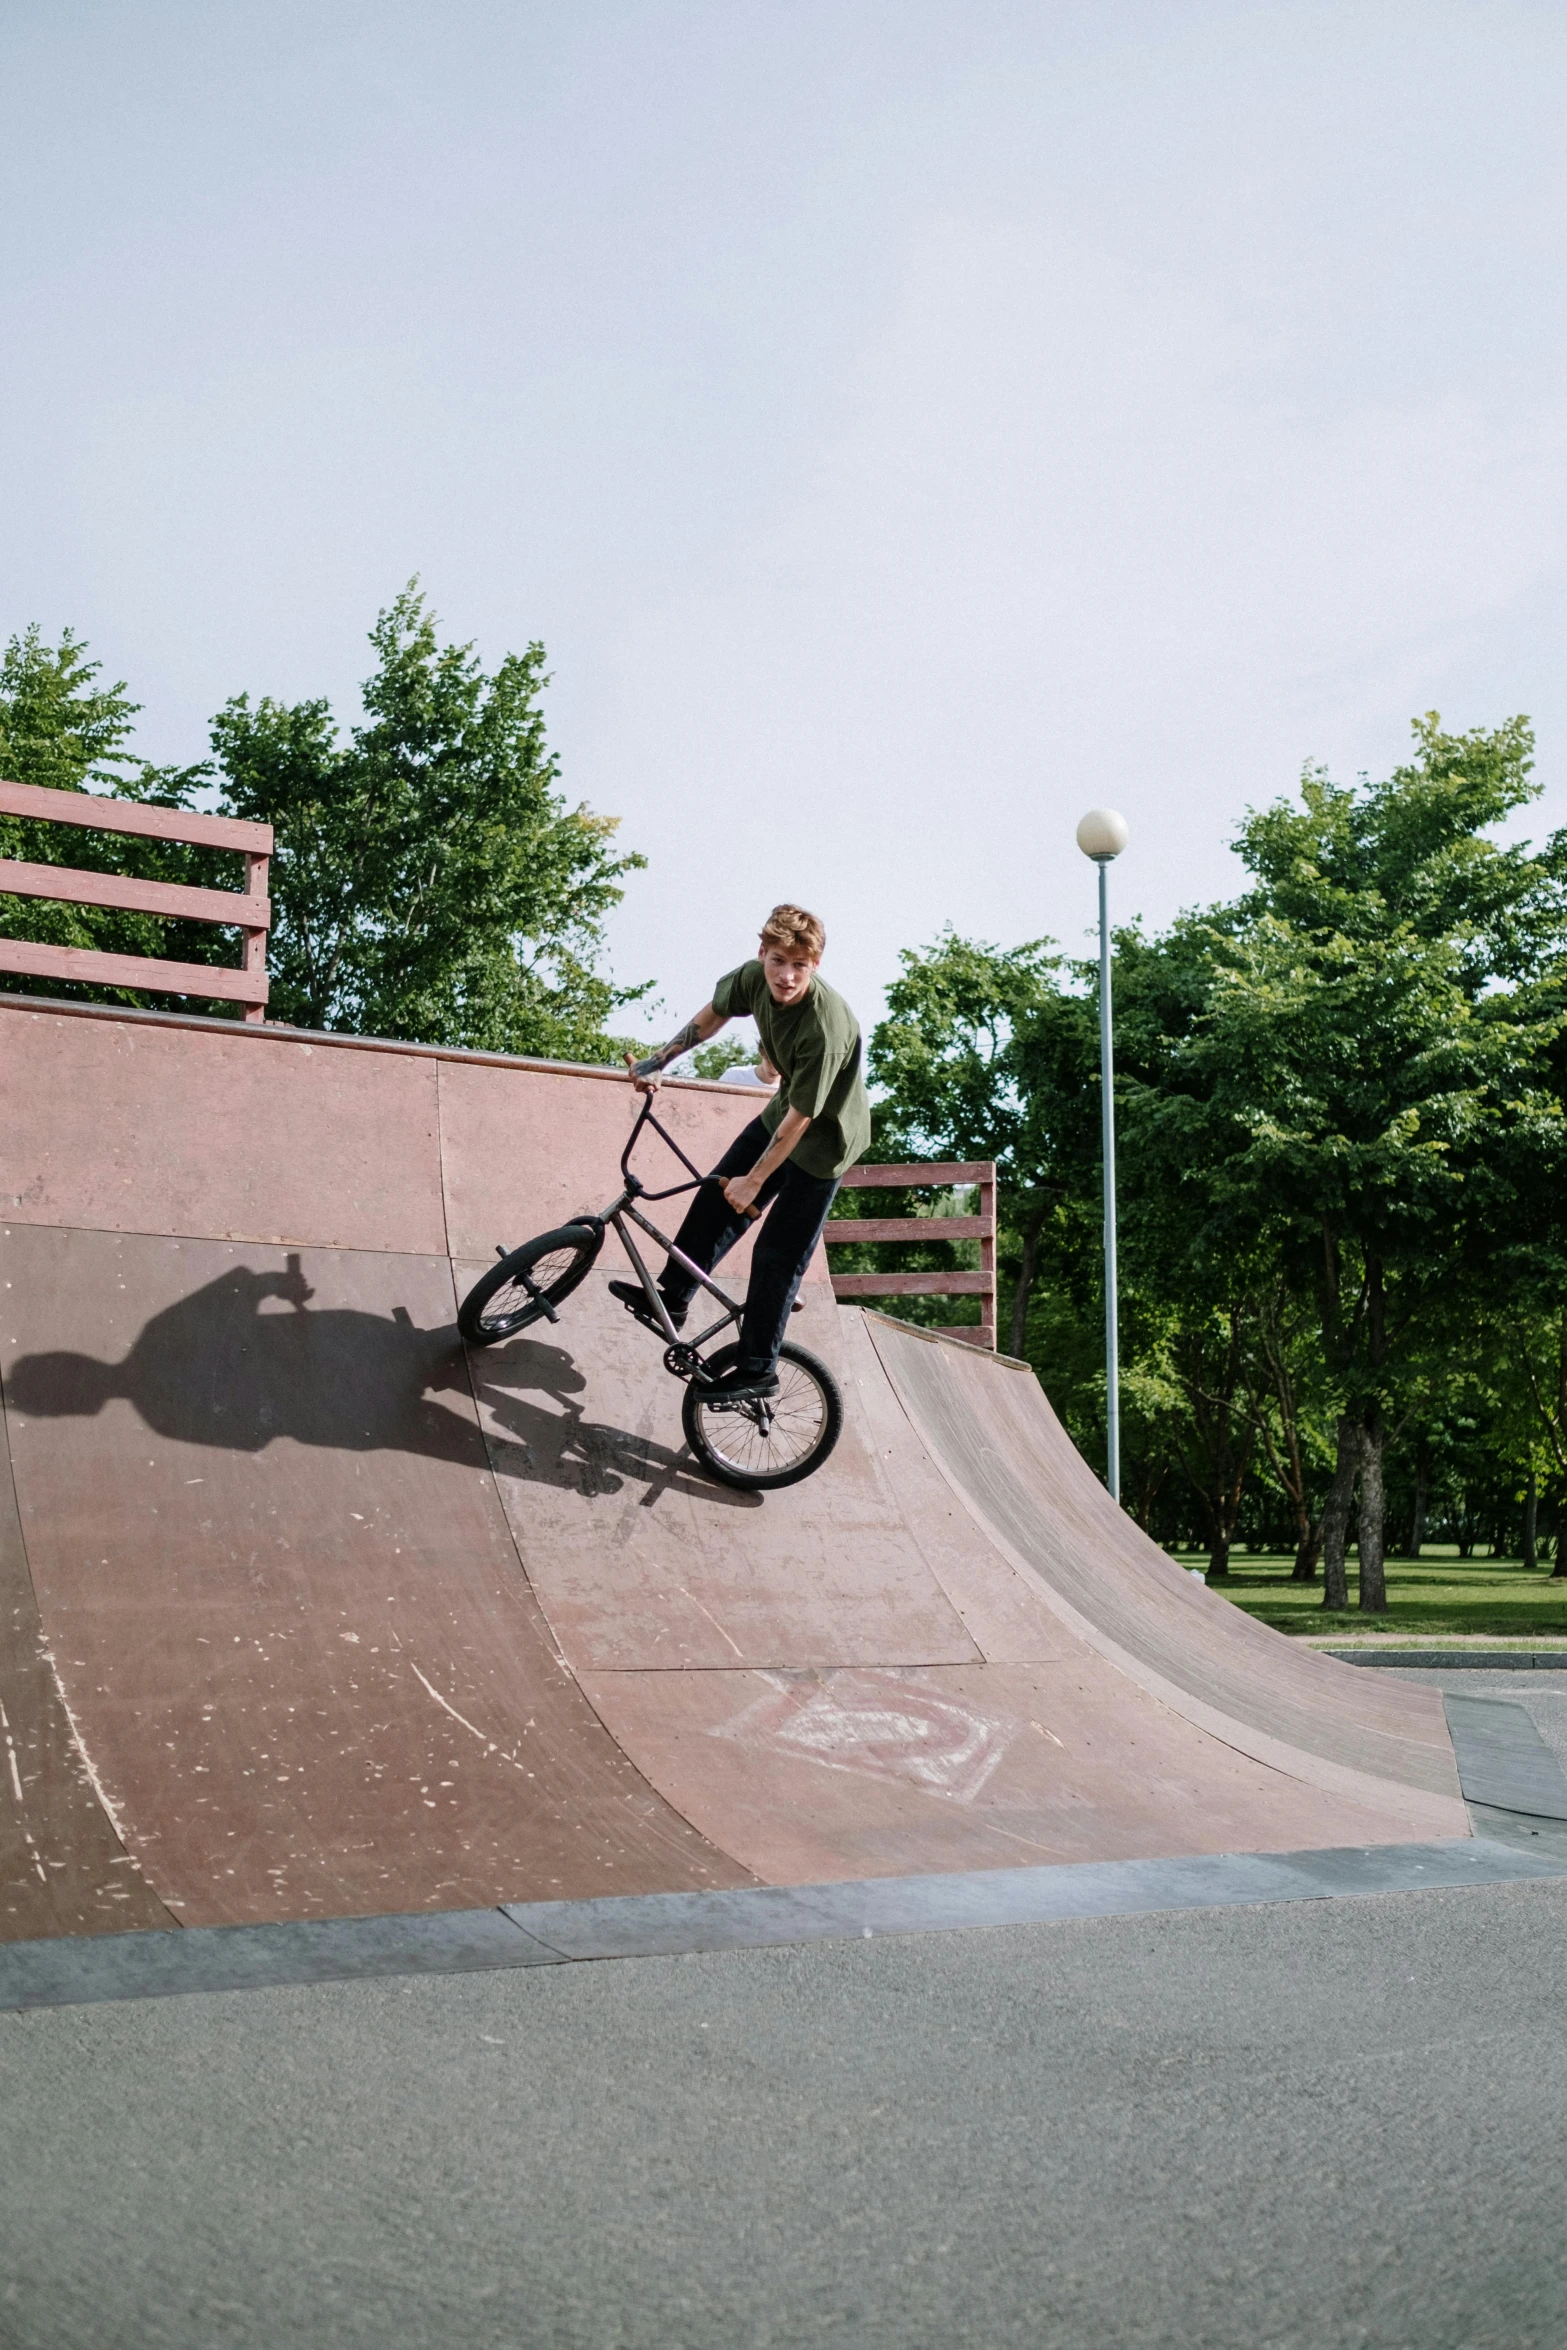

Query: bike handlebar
<box><xmin>619</xmin><ymin>1091</ymin><xmax>708</xmax><ymax>1198</ymax></box>
<box><xmin>619</xmin><ymin>1089</ymin><xmax>763</xmax><ymax>1218</ymax></box>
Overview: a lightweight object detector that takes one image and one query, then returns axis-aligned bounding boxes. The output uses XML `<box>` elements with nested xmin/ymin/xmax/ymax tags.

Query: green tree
<box><xmin>871</xmin><ymin>721</ymin><xmax>1567</xmax><ymax>1601</ymax></box>
<box><xmin>210</xmin><ymin>586</ymin><xmax>646</xmax><ymax>1057</ymax></box>
<box><xmin>0</xmin><ymin>625</ymin><xmax>139</xmax><ymax>796</ymax></box>
<box><xmin>1467</xmin><ymin>938</ymin><xmax>1567</xmax><ymax>1574</ymax></box>
<box><xmin>688</xmin><ymin>1036</ymin><xmax>756</xmax><ymax>1079</ymax></box>
<box><xmin>866</xmin><ymin>928</ymin><xmax>1250</xmax><ymax>1535</ymax></box>
<box><xmin>1141</xmin><ymin>717</ymin><xmax>1567</xmax><ymax>1609</ymax></box>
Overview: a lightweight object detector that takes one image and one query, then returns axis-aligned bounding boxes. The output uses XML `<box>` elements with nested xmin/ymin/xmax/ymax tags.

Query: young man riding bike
<box><xmin>611</xmin><ymin>903</ymin><xmax>871</xmax><ymax>1402</ymax></box>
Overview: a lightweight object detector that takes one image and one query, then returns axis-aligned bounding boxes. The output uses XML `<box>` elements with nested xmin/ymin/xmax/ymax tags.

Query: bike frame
<box><xmin>588</xmin><ymin>1093</ymin><xmax>752</xmax><ymax>1362</ymax></box>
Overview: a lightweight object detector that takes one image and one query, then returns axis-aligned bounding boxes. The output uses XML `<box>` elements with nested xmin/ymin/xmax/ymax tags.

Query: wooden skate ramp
<box><xmin>0</xmin><ymin>996</ymin><xmax>1466</xmax><ymax>1943</ymax></box>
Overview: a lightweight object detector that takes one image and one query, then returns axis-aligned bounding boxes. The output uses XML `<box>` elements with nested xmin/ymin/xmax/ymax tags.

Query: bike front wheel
<box><xmin>682</xmin><ymin>1340</ymin><xmax>843</xmax><ymax>1491</ymax></box>
<box><xmin>458</xmin><ymin>1223</ymin><xmax>602</xmax><ymax>1345</ymax></box>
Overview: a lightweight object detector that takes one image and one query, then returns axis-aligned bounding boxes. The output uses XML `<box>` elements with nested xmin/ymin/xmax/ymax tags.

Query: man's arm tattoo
<box><xmin>633</xmin><ymin>1016</ymin><xmax>703</xmax><ymax>1078</ymax></box>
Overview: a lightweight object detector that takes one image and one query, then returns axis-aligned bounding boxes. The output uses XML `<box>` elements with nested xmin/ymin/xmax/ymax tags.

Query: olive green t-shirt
<box><xmin>711</xmin><ymin>961</ymin><xmax>872</xmax><ymax>1181</ymax></box>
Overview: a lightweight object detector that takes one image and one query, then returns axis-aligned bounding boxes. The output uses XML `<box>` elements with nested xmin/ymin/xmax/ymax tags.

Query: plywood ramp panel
<box><xmin>865</xmin><ymin>1314</ymin><xmax>1465</xmax><ymax>1829</ymax></box>
<box><xmin>577</xmin><ymin>1654</ymin><xmax>1473</xmax><ymax>1886</ymax></box>
<box><xmin>0</xmin><ymin>1000</ymin><xmax>1474</xmax><ymax>1936</ymax></box>
<box><xmin>0</xmin><ymin>1224</ymin><xmax>750</xmax><ymax>1929</ymax></box>
<box><xmin>467</xmin><ymin>1284</ymin><xmax>1467</xmax><ymax>1881</ymax></box>
<box><xmin>0</xmin><ymin>1007</ymin><xmax>444</xmax><ymax>1253</ymax></box>
<box><xmin>467</xmin><ymin>1285</ymin><xmax>982</xmax><ymax>1674</ymax></box>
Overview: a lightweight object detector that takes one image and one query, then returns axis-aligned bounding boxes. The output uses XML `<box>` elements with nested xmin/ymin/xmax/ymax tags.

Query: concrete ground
<box><xmin>1395</xmin><ymin>1664</ymin><xmax>1567</xmax><ymax>1768</ymax></box>
<box><xmin>5</xmin><ymin>1666</ymin><xmax>1565</xmax><ymax>2350</ymax></box>
<box><xmin>3</xmin><ymin>1880</ymin><xmax>1564</xmax><ymax>2348</ymax></box>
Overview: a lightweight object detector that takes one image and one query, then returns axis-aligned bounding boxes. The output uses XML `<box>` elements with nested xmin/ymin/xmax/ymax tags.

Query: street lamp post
<box><xmin>1076</xmin><ymin>808</ymin><xmax>1131</xmax><ymax>1503</ymax></box>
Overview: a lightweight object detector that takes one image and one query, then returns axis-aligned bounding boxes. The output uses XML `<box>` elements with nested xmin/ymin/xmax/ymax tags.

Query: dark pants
<box><xmin>659</xmin><ymin>1117</ymin><xmax>839</xmax><ymax>1372</ymax></box>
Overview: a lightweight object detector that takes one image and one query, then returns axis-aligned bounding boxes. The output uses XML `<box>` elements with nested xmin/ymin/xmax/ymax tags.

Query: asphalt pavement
<box><xmin>4</xmin><ymin>1860</ymin><xmax>1566</xmax><ymax>2350</ymax></box>
<box><xmin>1393</xmin><ymin>1664</ymin><xmax>1567</xmax><ymax>1766</ymax></box>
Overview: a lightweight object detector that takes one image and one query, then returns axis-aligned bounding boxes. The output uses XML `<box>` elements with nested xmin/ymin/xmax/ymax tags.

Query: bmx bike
<box><xmin>456</xmin><ymin>1092</ymin><xmax>843</xmax><ymax>1492</ymax></box>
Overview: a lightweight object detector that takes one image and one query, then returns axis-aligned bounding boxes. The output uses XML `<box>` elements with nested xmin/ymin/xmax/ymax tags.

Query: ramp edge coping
<box><xmin>859</xmin><ymin>1306</ymin><xmax>1035</xmax><ymax>1371</ymax></box>
<box><xmin>0</xmin><ymin>989</ymin><xmax>751</xmax><ymax>1094</ymax></box>
<box><xmin>4</xmin><ymin>1835</ymin><xmax>1564</xmax><ymax>2012</ymax></box>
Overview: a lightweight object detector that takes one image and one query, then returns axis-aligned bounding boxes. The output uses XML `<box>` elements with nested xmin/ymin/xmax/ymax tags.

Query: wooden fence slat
<box><xmin>827</xmin><ymin>1155</ymin><xmax>1000</xmax><ymax>1346</ymax></box>
<box><xmin>0</xmin><ymin>859</ymin><xmax>270</xmax><ymax>930</ymax></box>
<box><xmin>0</xmin><ymin>778</ymin><xmax>273</xmax><ymax>855</ymax></box>
<box><xmin>0</xmin><ymin>937</ymin><xmax>269</xmax><ymax>1007</ymax></box>
<box><xmin>0</xmin><ymin>781</ymin><xmax>274</xmax><ymax>1020</ymax></box>
<box><xmin>823</xmin><ymin>1214</ymin><xmax>989</xmax><ymax>1246</ymax></box>
<box><xmin>240</xmin><ymin>853</ymin><xmax>270</xmax><ymax>1024</ymax></box>
<box><xmin>829</xmin><ymin>1270</ymin><xmax>993</xmax><ymax>1298</ymax></box>
<box><xmin>838</xmin><ymin>1161</ymin><xmax>990</xmax><ymax>1188</ymax></box>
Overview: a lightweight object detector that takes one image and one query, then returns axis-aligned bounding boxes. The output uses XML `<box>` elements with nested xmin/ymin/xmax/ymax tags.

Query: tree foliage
<box><xmin>871</xmin><ymin>718</ymin><xmax>1567</xmax><ymax>1608</ymax></box>
<box><xmin>0</xmin><ymin>593</ymin><xmax>646</xmax><ymax>1060</ymax></box>
<box><xmin>211</xmin><ymin>586</ymin><xmax>646</xmax><ymax>1055</ymax></box>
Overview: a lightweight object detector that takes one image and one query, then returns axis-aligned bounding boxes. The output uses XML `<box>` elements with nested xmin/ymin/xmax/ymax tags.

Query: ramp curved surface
<box><xmin>0</xmin><ymin>997</ymin><xmax>1467</xmax><ymax>1943</ymax></box>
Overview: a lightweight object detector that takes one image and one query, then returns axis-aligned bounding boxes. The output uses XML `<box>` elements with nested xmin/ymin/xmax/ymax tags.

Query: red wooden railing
<box><xmin>0</xmin><ymin>779</ymin><xmax>272</xmax><ymax>1020</ymax></box>
<box><xmin>825</xmin><ymin>1159</ymin><xmax>998</xmax><ymax>1349</ymax></box>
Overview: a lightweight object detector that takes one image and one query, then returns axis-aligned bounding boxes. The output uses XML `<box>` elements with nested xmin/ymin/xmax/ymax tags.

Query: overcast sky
<box><xmin>4</xmin><ymin>1</ymin><xmax>1565</xmax><ymax>1039</ymax></box>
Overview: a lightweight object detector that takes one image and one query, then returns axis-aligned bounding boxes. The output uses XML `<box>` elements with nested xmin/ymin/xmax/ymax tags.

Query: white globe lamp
<box><xmin>1076</xmin><ymin>808</ymin><xmax>1131</xmax><ymax>862</ymax></box>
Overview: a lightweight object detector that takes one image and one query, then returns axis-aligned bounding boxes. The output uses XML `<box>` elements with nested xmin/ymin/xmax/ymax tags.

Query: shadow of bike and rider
<box><xmin>5</xmin><ymin>1255</ymin><xmax>757</xmax><ymax>1510</ymax></box>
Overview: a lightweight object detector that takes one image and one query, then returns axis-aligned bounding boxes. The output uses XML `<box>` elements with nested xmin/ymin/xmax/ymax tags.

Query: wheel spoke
<box><xmin>693</xmin><ymin>1360</ymin><xmax>828</xmax><ymax>1476</ymax></box>
<box><xmin>476</xmin><ymin>1246</ymin><xmax>585</xmax><ymax>1334</ymax></box>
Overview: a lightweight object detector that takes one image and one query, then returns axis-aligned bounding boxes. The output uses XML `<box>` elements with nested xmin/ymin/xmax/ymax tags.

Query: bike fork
<box><xmin>495</xmin><ymin>1245</ymin><xmax>561</xmax><ymax>1325</ymax></box>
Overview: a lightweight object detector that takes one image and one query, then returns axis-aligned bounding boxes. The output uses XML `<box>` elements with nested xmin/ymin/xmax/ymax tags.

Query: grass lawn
<box><xmin>1169</xmin><ymin>1546</ymin><xmax>1567</xmax><ymax>1641</ymax></box>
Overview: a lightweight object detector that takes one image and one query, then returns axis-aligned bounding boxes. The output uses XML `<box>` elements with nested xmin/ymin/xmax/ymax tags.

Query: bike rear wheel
<box><xmin>458</xmin><ymin>1223</ymin><xmax>602</xmax><ymax>1345</ymax></box>
<box><xmin>682</xmin><ymin>1340</ymin><xmax>843</xmax><ymax>1490</ymax></box>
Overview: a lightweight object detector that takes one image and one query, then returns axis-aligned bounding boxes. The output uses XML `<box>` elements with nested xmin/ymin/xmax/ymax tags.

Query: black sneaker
<box><xmin>697</xmin><ymin>1362</ymin><xmax>779</xmax><ymax>1402</ymax></box>
<box><xmin>607</xmin><ymin>1278</ymin><xmax>685</xmax><ymax>1334</ymax></box>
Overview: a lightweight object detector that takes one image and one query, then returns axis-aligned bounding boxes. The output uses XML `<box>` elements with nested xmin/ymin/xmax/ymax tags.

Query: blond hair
<box><xmin>759</xmin><ymin>903</ymin><xmax>826</xmax><ymax>960</ymax></box>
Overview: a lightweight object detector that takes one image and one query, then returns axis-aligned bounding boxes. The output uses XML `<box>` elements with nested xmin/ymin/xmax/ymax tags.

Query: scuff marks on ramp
<box><xmin>0</xmin><ymin>1357</ymin><xmax>174</xmax><ymax>1940</ymax></box>
<box><xmin>711</xmin><ymin>1670</ymin><xmax>1012</xmax><ymax>1802</ymax></box>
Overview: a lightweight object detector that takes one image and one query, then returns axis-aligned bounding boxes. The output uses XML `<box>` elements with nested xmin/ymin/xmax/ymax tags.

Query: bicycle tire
<box><xmin>458</xmin><ymin>1223</ymin><xmax>602</xmax><ymax>1345</ymax></box>
<box><xmin>682</xmin><ymin>1340</ymin><xmax>843</xmax><ymax>1491</ymax></box>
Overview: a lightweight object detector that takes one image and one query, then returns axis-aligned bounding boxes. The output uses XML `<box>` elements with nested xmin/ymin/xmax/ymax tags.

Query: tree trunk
<box><xmin>1406</xmin><ymin>1449</ymin><xmax>1428</xmax><ymax>1558</ymax></box>
<box><xmin>1550</xmin><ymin>1496</ymin><xmax>1567</xmax><ymax>1578</ymax></box>
<box><xmin>1008</xmin><ymin>1221</ymin><xmax>1041</xmax><ymax>1361</ymax></box>
<box><xmin>1523</xmin><ymin>1470</ymin><xmax>1539</xmax><ymax>1572</ymax></box>
<box><xmin>1356</xmin><ymin>1413</ymin><xmax>1388</xmax><ymax>1613</ymax></box>
<box><xmin>1128</xmin><ymin>1453</ymin><xmax>1168</xmax><ymax>1535</ymax></box>
<box><xmin>1320</xmin><ymin>1417</ymin><xmax>1360</xmax><ymax>1611</ymax></box>
<box><xmin>1284</xmin><ymin>1451</ymin><xmax>1316</xmax><ymax>1579</ymax></box>
<box><xmin>1170</xmin><ymin>1312</ymin><xmax>1250</xmax><ymax>1582</ymax></box>
<box><xmin>1253</xmin><ymin>1285</ymin><xmax>1318</xmax><ymax>1581</ymax></box>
